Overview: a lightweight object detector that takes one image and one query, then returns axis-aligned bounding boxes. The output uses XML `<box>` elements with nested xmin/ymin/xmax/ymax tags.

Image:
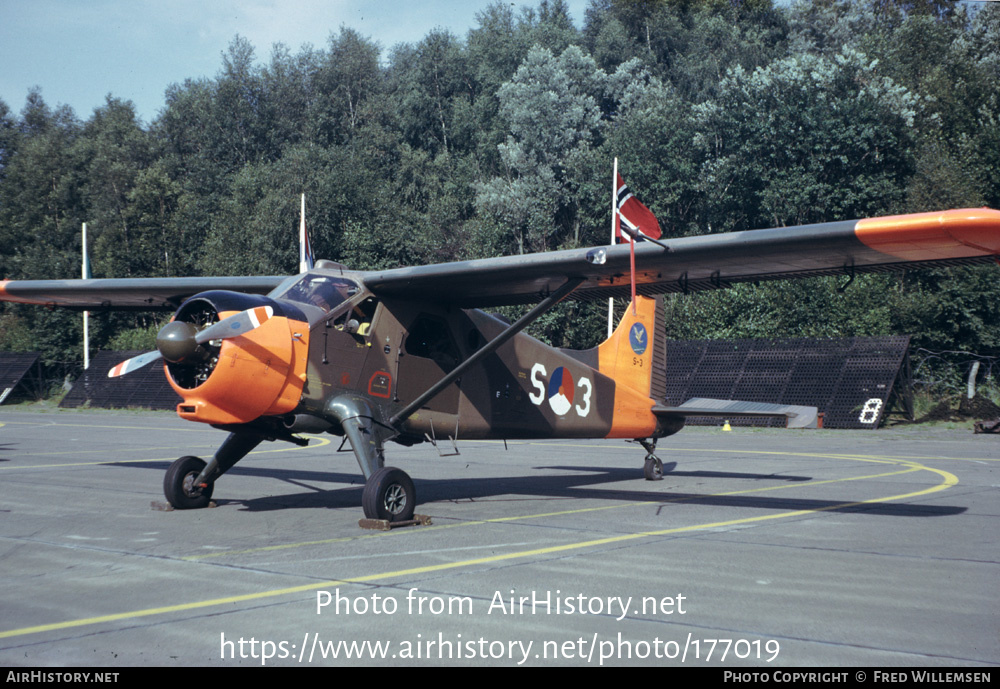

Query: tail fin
<box><xmin>597</xmin><ymin>295</ymin><xmax>665</xmax><ymax>399</ymax></box>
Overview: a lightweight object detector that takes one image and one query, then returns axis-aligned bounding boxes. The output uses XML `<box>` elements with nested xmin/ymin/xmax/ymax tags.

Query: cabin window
<box><xmin>330</xmin><ymin>297</ymin><xmax>379</xmax><ymax>336</ymax></box>
<box><xmin>405</xmin><ymin>315</ymin><xmax>460</xmax><ymax>372</ymax></box>
<box><xmin>275</xmin><ymin>274</ymin><xmax>357</xmax><ymax>312</ymax></box>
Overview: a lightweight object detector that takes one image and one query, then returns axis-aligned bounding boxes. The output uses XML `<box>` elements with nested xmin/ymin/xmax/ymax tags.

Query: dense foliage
<box><xmin>1</xmin><ymin>0</ymin><xmax>998</xmax><ymax>366</ymax></box>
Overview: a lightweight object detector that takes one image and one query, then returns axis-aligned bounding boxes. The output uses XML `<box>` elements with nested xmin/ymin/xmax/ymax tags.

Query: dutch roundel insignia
<box><xmin>547</xmin><ymin>367</ymin><xmax>575</xmax><ymax>416</ymax></box>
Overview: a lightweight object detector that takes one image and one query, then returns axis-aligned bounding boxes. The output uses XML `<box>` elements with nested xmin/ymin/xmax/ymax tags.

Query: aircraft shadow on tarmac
<box><xmin>117</xmin><ymin>461</ymin><xmax>966</xmax><ymax>518</ymax></box>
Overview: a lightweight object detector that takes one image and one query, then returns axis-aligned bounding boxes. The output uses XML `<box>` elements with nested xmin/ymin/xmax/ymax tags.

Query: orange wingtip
<box><xmin>0</xmin><ymin>279</ymin><xmax>51</xmax><ymax>306</ymax></box>
<box><xmin>855</xmin><ymin>208</ymin><xmax>1000</xmax><ymax>261</ymax></box>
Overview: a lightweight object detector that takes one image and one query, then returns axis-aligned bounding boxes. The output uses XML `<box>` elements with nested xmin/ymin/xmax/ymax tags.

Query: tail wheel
<box><xmin>643</xmin><ymin>456</ymin><xmax>664</xmax><ymax>481</ymax></box>
<box><xmin>362</xmin><ymin>467</ymin><xmax>415</xmax><ymax>522</ymax></box>
<box><xmin>164</xmin><ymin>456</ymin><xmax>214</xmax><ymax>509</ymax></box>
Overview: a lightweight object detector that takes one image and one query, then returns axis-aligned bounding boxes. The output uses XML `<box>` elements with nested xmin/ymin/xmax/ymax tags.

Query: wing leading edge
<box><xmin>0</xmin><ymin>276</ymin><xmax>287</xmax><ymax>311</ymax></box>
<box><xmin>1</xmin><ymin>209</ymin><xmax>998</xmax><ymax>310</ymax></box>
<box><xmin>364</xmin><ymin>208</ymin><xmax>1000</xmax><ymax>307</ymax></box>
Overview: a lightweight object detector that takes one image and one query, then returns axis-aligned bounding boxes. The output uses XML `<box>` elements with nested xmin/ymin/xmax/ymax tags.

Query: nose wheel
<box><xmin>362</xmin><ymin>467</ymin><xmax>416</xmax><ymax>522</ymax></box>
<box><xmin>164</xmin><ymin>456</ymin><xmax>214</xmax><ymax>509</ymax></box>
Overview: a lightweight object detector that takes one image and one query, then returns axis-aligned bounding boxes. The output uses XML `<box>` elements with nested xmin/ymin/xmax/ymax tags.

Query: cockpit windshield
<box><xmin>274</xmin><ymin>274</ymin><xmax>358</xmax><ymax>312</ymax></box>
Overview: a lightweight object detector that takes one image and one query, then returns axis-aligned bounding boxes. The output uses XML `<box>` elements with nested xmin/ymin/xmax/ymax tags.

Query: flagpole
<box><xmin>608</xmin><ymin>158</ymin><xmax>617</xmax><ymax>338</ymax></box>
<box><xmin>629</xmin><ymin>217</ymin><xmax>637</xmax><ymax>316</ymax></box>
<box><xmin>82</xmin><ymin>222</ymin><xmax>90</xmax><ymax>370</ymax></box>
<box><xmin>299</xmin><ymin>193</ymin><xmax>306</xmax><ymax>273</ymax></box>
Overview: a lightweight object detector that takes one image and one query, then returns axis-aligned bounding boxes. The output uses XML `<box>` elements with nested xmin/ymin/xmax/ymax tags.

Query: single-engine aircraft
<box><xmin>2</xmin><ymin>208</ymin><xmax>999</xmax><ymax>522</ymax></box>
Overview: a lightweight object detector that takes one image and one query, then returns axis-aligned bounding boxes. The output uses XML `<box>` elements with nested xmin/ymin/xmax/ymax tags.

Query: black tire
<box><xmin>643</xmin><ymin>456</ymin><xmax>663</xmax><ymax>481</ymax></box>
<box><xmin>362</xmin><ymin>467</ymin><xmax>415</xmax><ymax>522</ymax></box>
<box><xmin>164</xmin><ymin>456</ymin><xmax>214</xmax><ymax>509</ymax></box>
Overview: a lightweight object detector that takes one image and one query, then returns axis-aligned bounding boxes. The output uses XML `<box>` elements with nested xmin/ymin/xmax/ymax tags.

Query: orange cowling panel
<box><xmin>169</xmin><ymin>313</ymin><xmax>309</xmax><ymax>426</ymax></box>
<box><xmin>855</xmin><ymin>208</ymin><xmax>1000</xmax><ymax>261</ymax></box>
<box><xmin>598</xmin><ymin>296</ymin><xmax>658</xmax><ymax>439</ymax></box>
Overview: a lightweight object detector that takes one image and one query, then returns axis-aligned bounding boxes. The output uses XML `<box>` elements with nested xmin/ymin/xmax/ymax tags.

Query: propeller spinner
<box><xmin>108</xmin><ymin>305</ymin><xmax>274</xmax><ymax>378</ymax></box>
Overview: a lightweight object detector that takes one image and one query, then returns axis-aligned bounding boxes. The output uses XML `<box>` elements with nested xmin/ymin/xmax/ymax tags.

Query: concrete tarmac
<box><xmin>0</xmin><ymin>409</ymin><xmax>996</xmax><ymax>667</ymax></box>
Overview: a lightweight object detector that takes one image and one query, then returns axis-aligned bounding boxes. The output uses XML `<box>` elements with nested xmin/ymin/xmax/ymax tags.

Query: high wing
<box><xmin>1</xmin><ymin>209</ymin><xmax>998</xmax><ymax>310</ymax></box>
<box><xmin>0</xmin><ymin>276</ymin><xmax>286</xmax><ymax>310</ymax></box>
<box><xmin>364</xmin><ymin>208</ymin><xmax>1000</xmax><ymax>307</ymax></box>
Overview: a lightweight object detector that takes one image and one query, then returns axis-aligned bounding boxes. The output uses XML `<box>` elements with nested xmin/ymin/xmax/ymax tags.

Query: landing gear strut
<box><xmin>326</xmin><ymin>394</ymin><xmax>417</xmax><ymax>523</ymax></box>
<box><xmin>163</xmin><ymin>431</ymin><xmax>264</xmax><ymax>509</ymax></box>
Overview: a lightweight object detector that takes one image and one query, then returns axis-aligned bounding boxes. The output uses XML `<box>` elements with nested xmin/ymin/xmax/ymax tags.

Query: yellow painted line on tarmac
<box><xmin>0</xmin><ymin>445</ymin><xmax>218</xmax><ymax>460</ymax></box>
<box><xmin>0</xmin><ymin>455</ymin><xmax>957</xmax><ymax>641</ymax></box>
<box><xmin>0</xmin><ymin>436</ymin><xmax>331</xmax><ymax>471</ymax></box>
<box><xmin>183</xmin><ymin>454</ymin><xmax>929</xmax><ymax>560</ymax></box>
<box><xmin>185</xmin><ymin>454</ymin><xmax>914</xmax><ymax>559</ymax></box>
<box><xmin>669</xmin><ymin>446</ymin><xmax>1000</xmax><ymax>464</ymax></box>
<box><xmin>183</xmin><ymin>533</ymin><xmax>385</xmax><ymax>559</ymax></box>
<box><xmin>480</xmin><ymin>465</ymin><xmax>921</xmax><ymax>524</ymax></box>
<box><xmin>515</xmin><ymin>440</ymin><xmax>996</xmax><ymax>464</ymax></box>
<box><xmin>0</xmin><ymin>419</ymin><xmax>215</xmax><ymax>432</ymax></box>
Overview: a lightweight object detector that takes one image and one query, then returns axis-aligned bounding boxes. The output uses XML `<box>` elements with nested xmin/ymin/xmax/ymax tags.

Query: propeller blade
<box><xmin>196</xmin><ymin>305</ymin><xmax>274</xmax><ymax>344</ymax></box>
<box><xmin>107</xmin><ymin>305</ymin><xmax>275</xmax><ymax>378</ymax></box>
<box><xmin>108</xmin><ymin>350</ymin><xmax>164</xmax><ymax>378</ymax></box>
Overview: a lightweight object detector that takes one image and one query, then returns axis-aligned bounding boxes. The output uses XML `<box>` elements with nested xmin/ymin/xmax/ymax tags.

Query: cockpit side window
<box><xmin>275</xmin><ymin>275</ymin><xmax>358</xmax><ymax>312</ymax></box>
<box><xmin>330</xmin><ymin>297</ymin><xmax>379</xmax><ymax>337</ymax></box>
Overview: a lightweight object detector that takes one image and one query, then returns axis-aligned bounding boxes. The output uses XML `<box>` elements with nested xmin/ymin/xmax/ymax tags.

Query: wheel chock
<box><xmin>358</xmin><ymin>514</ymin><xmax>432</xmax><ymax>531</ymax></box>
<box><xmin>150</xmin><ymin>500</ymin><xmax>217</xmax><ymax>511</ymax></box>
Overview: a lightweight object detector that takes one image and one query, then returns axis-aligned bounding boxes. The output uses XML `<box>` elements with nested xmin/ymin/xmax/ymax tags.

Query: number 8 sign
<box><xmin>859</xmin><ymin>398</ymin><xmax>883</xmax><ymax>424</ymax></box>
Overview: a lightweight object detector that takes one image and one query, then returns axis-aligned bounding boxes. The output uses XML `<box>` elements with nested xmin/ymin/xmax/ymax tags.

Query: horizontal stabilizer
<box><xmin>653</xmin><ymin>398</ymin><xmax>820</xmax><ymax>429</ymax></box>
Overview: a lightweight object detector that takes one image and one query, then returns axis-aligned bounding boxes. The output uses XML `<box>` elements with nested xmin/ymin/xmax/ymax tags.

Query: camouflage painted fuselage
<box><xmin>292</xmin><ymin>277</ymin><xmax>674</xmax><ymax>444</ymax></box>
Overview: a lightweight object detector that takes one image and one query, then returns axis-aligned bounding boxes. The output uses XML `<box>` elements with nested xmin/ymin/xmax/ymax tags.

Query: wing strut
<box><xmin>388</xmin><ymin>277</ymin><xmax>584</xmax><ymax>428</ymax></box>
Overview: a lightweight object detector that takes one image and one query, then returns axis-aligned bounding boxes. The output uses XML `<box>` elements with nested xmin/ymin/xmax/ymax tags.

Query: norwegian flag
<box><xmin>615</xmin><ymin>174</ymin><xmax>661</xmax><ymax>243</ymax></box>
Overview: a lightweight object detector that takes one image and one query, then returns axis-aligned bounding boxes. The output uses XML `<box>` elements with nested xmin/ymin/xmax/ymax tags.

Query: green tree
<box><xmin>308</xmin><ymin>27</ymin><xmax>383</xmax><ymax>146</ymax></box>
<box><xmin>598</xmin><ymin>70</ymin><xmax>702</xmax><ymax>239</ymax></box>
<box><xmin>466</xmin><ymin>2</ymin><xmax>533</xmax><ymax>170</ymax></box>
<box><xmin>0</xmin><ymin>92</ymin><xmax>88</xmax><ymax>364</ymax></box>
<box><xmin>664</xmin><ymin>275</ymin><xmax>899</xmax><ymax>341</ymax></box>
<box><xmin>697</xmin><ymin>49</ymin><xmax>919</xmax><ymax>233</ymax></box>
<box><xmin>476</xmin><ymin>45</ymin><xmax>606</xmax><ymax>253</ymax></box>
<box><xmin>521</xmin><ymin>0</ymin><xmax>579</xmax><ymax>53</ymax></box>
<box><xmin>0</xmin><ymin>91</ymin><xmax>83</xmax><ymax>280</ymax></box>
<box><xmin>75</xmin><ymin>97</ymin><xmax>161</xmax><ymax>278</ymax></box>
<box><xmin>262</xmin><ymin>42</ymin><xmax>319</xmax><ymax>153</ymax></box>
<box><xmin>390</xmin><ymin>30</ymin><xmax>472</xmax><ymax>156</ymax></box>
<box><xmin>0</xmin><ymin>97</ymin><xmax>19</xmax><ymax>185</ymax></box>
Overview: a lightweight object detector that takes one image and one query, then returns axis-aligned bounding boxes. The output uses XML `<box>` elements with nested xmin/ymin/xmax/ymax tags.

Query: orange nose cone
<box><xmin>170</xmin><ymin>315</ymin><xmax>309</xmax><ymax>425</ymax></box>
<box><xmin>855</xmin><ymin>208</ymin><xmax>1000</xmax><ymax>261</ymax></box>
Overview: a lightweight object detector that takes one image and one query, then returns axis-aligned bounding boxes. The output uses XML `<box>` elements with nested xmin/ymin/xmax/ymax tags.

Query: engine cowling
<box><xmin>165</xmin><ymin>291</ymin><xmax>310</xmax><ymax>426</ymax></box>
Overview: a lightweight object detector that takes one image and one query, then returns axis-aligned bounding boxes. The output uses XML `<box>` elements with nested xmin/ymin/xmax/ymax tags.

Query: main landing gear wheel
<box><xmin>362</xmin><ymin>467</ymin><xmax>416</xmax><ymax>522</ymax></box>
<box><xmin>164</xmin><ymin>456</ymin><xmax>214</xmax><ymax>509</ymax></box>
<box><xmin>643</xmin><ymin>456</ymin><xmax>664</xmax><ymax>481</ymax></box>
